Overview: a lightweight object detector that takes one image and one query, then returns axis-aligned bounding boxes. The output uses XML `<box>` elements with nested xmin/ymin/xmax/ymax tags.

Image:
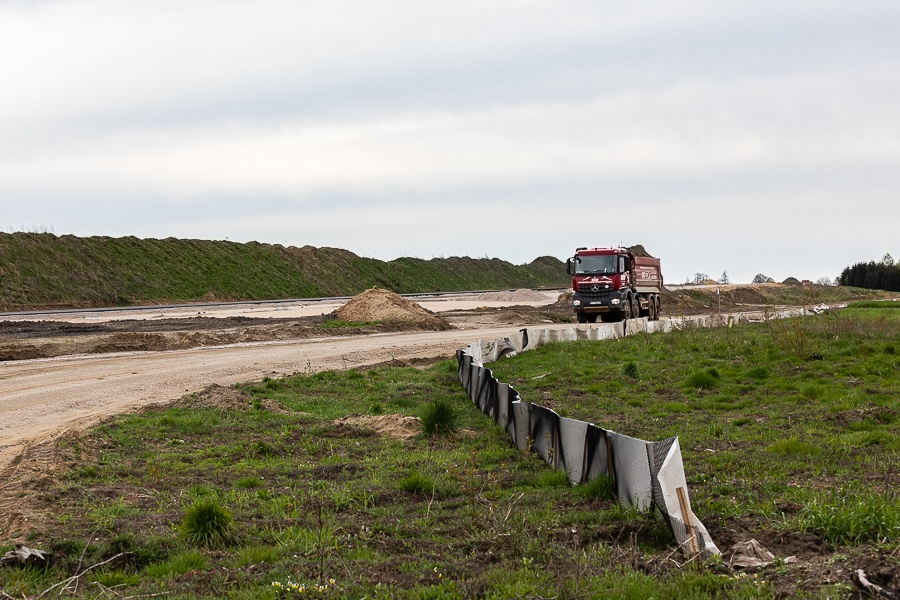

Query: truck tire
<box><xmin>655</xmin><ymin>295</ymin><xmax>662</xmax><ymax>320</ymax></box>
<box><xmin>648</xmin><ymin>295</ymin><xmax>657</xmax><ymax>320</ymax></box>
<box><xmin>576</xmin><ymin>311</ymin><xmax>587</xmax><ymax>323</ymax></box>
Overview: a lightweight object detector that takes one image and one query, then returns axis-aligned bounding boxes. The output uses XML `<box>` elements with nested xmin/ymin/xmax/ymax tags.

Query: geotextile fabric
<box><xmin>456</xmin><ymin>322</ymin><xmax>722</xmax><ymax>557</ymax></box>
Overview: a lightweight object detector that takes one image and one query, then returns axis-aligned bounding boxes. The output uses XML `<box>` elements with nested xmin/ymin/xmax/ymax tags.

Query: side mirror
<box><xmin>566</xmin><ymin>257</ymin><xmax>575</xmax><ymax>275</ymax></box>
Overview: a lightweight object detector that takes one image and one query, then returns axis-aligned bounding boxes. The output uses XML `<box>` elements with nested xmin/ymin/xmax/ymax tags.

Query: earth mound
<box><xmin>179</xmin><ymin>384</ymin><xmax>286</xmax><ymax>412</ymax></box>
<box><xmin>333</xmin><ymin>414</ymin><xmax>422</xmax><ymax>440</ymax></box>
<box><xmin>628</xmin><ymin>244</ymin><xmax>654</xmax><ymax>258</ymax></box>
<box><xmin>335</xmin><ymin>288</ymin><xmax>452</xmax><ymax>330</ymax></box>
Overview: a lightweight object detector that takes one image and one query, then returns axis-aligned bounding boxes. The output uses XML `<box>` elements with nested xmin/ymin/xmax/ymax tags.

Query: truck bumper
<box><xmin>572</xmin><ymin>291</ymin><xmax>626</xmax><ymax>314</ymax></box>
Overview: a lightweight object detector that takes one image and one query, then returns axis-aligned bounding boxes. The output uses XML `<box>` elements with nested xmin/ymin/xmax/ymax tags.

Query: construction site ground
<box><xmin>2</xmin><ymin>285</ymin><xmax>898</xmax><ymax>598</ymax></box>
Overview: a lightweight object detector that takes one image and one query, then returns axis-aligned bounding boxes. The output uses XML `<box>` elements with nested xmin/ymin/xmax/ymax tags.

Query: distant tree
<box><xmin>839</xmin><ymin>259</ymin><xmax>900</xmax><ymax>292</ymax></box>
<box><xmin>883</xmin><ymin>253</ymin><xmax>895</xmax><ymax>267</ymax></box>
<box><xmin>718</xmin><ymin>271</ymin><xmax>729</xmax><ymax>284</ymax></box>
<box><xmin>693</xmin><ymin>272</ymin><xmax>709</xmax><ymax>284</ymax></box>
<box><xmin>752</xmin><ymin>273</ymin><xmax>774</xmax><ymax>284</ymax></box>
<box><xmin>884</xmin><ymin>267</ymin><xmax>900</xmax><ymax>291</ymax></box>
<box><xmin>863</xmin><ymin>262</ymin><xmax>885</xmax><ymax>290</ymax></box>
<box><xmin>815</xmin><ymin>276</ymin><xmax>833</xmax><ymax>286</ymax></box>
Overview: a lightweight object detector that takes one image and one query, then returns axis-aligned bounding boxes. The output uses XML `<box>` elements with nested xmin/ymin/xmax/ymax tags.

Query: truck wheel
<box><xmin>655</xmin><ymin>295</ymin><xmax>662</xmax><ymax>320</ymax></box>
<box><xmin>649</xmin><ymin>296</ymin><xmax>657</xmax><ymax>320</ymax></box>
<box><xmin>625</xmin><ymin>297</ymin><xmax>634</xmax><ymax>320</ymax></box>
<box><xmin>576</xmin><ymin>311</ymin><xmax>587</xmax><ymax>323</ymax></box>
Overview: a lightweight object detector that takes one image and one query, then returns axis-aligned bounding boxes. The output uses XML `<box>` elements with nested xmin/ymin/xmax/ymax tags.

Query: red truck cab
<box><xmin>566</xmin><ymin>247</ymin><xmax>663</xmax><ymax>323</ymax></box>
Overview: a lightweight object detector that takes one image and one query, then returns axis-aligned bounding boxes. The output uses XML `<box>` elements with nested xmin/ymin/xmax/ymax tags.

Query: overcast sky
<box><xmin>2</xmin><ymin>1</ymin><xmax>898</xmax><ymax>284</ymax></box>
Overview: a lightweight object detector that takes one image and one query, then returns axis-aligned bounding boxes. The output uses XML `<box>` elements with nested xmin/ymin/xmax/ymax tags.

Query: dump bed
<box><xmin>633</xmin><ymin>256</ymin><xmax>663</xmax><ymax>293</ymax></box>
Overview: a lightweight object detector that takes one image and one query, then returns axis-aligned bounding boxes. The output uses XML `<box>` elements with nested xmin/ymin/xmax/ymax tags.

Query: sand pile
<box><xmin>336</xmin><ymin>288</ymin><xmax>451</xmax><ymax>330</ymax></box>
<box><xmin>333</xmin><ymin>414</ymin><xmax>422</xmax><ymax>440</ymax></box>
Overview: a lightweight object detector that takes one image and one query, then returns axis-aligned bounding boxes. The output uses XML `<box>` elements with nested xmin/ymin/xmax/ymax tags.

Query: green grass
<box><xmin>420</xmin><ymin>400</ymin><xmax>459</xmax><ymax>436</ymax></box>
<box><xmin>0</xmin><ymin>232</ymin><xmax>568</xmax><ymax>310</ymax></box>
<box><xmin>143</xmin><ymin>549</ymin><xmax>209</xmax><ymax>578</ymax></box>
<box><xmin>683</xmin><ymin>369</ymin><xmax>720</xmax><ymax>391</ymax></box>
<box><xmin>800</xmin><ymin>491</ymin><xmax>900</xmax><ymax>544</ymax></box>
<box><xmin>3</xmin><ymin>309</ymin><xmax>898</xmax><ymax>598</ymax></box>
<box><xmin>846</xmin><ymin>300</ymin><xmax>900</xmax><ymax>309</ymax></box>
<box><xmin>180</xmin><ymin>499</ymin><xmax>233</xmax><ymax>547</ymax></box>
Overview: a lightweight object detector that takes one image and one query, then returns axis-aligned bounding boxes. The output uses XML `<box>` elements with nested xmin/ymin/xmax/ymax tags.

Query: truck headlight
<box><xmin>573</xmin><ymin>300</ymin><xmax>581</xmax><ymax>306</ymax></box>
<box><xmin>611</xmin><ymin>298</ymin><xmax>620</xmax><ymax>305</ymax></box>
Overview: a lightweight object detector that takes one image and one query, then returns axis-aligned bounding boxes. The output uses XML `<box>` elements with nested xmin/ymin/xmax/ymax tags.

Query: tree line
<box><xmin>839</xmin><ymin>254</ymin><xmax>900</xmax><ymax>292</ymax></box>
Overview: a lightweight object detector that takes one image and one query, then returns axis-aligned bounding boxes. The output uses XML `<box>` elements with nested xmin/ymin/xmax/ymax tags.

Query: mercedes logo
<box><xmin>591</xmin><ymin>285</ymin><xmax>600</xmax><ymax>292</ymax></box>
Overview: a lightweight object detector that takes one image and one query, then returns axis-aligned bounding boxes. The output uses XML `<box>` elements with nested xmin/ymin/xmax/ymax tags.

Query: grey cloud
<box><xmin>1</xmin><ymin>0</ymin><xmax>898</xmax><ymax>283</ymax></box>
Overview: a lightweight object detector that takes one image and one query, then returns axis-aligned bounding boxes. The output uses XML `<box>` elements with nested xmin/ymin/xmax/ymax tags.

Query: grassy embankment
<box><xmin>0</xmin><ymin>233</ymin><xmax>567</xmax><ymax>311</ymax></box>
<box><xmin>2</xmin><ymin>304</ymin><xmax>897</xmax><ymax>598</ymax></box>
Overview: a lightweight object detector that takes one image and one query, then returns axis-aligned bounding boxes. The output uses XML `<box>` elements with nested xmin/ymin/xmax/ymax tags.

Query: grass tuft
<box><xmin>398</xmin><ymin>471</ymin><xmax>437</xmax><ymax>496</ymax></box>
<box><xmin>181</xmin><ymin>499</ymin><xmax>233</xmax><ymax>547</ymax></box>
<box><xmin>747</xmin><ymin>366</ymin><xmax>769</xmax><ymax>380</ymax></box>
<box><xmin>575</xmin><ymin>474</ymin><xmax>616</xmax><ymax>502</ymax></box>
<box><xmin>421</xmin><ymin>400</ymin><xmax>458</xmax><ymax>436</ymax></box>
<box><xmin>683</xmin><ymin>369</ymin><xmax>719</xmax><ymax>391</ymax></box>
<box><xmin>253</xmin><ymin>440</ymin><xmax>276</xmax><ymax>458</ymax></box>
<box><xmin>532</xmin><ymin>469</ymin><xmax>570</xmax><ymax>489</ymax></box>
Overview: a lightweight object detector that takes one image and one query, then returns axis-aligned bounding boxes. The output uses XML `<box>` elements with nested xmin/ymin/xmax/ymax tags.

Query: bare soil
<box><xmin>333</xmin><ymin>414</ymin><xmax>423</xmax><ymax>440</ymax></box>
<box><xmin>335</xmin><ymin>287</ymin><xmax>452</xmax><ymax>330</ymax></box>
<box><xmin>2</xmin><ymin>288</ymin><xmax>894</xmax><ymax>598</ymax></box>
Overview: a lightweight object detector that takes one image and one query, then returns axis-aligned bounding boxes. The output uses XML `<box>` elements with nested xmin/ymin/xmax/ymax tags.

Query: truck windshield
<box><xmin>574</xmin><ymin>255</ymin><xmax>617</xmax><ymax>274</ymax></box>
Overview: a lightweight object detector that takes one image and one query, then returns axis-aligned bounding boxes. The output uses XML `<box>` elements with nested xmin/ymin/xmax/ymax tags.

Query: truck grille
<box><xmin>576</xmin><ymin>283</ymin><xmax>613</xmax><ymax>301</ymax></box>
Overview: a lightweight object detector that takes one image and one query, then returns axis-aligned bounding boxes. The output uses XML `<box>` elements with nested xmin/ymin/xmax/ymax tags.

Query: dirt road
<box><xmin>0</xmin><ymin>322</ymin><xmax>571</xmax><ymax>472</ymax></box>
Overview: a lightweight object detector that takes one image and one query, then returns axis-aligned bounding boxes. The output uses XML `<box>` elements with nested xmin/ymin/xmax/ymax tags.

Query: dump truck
<box><xmin>566</xmin><ymin>247</ymin><xmax>663</xmax><ymax>323</ymax></box>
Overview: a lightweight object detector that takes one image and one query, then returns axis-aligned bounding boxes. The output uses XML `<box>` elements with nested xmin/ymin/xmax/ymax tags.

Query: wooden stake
<box><xmin>676</xmin><ymin>486</ymin><xmax>701</xmax><ymax>556</ymax></box>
